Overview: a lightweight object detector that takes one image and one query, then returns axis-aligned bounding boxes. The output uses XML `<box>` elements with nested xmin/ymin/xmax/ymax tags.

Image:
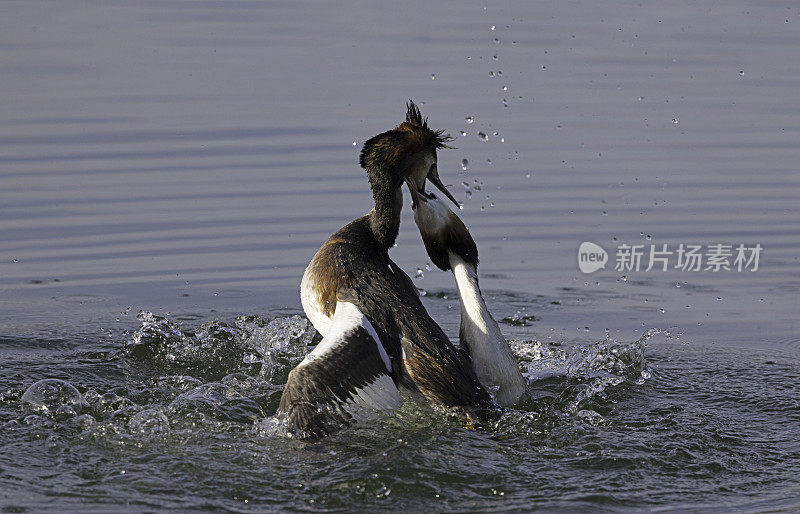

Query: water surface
<box><xmin>1</xmin><ymin>1</ymin><xmax>799</xmax><ymax>511</ymax></box>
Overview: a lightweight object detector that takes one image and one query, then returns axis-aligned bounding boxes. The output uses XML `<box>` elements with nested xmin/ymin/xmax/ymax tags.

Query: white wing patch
<box><xmin>345</xmin><ymin>374</ymin><xmax>400</xmax><ymax>422</ymax></box>
<box><xmin>279</xmin><ymin>301</ymin><xmax>400</xmax><ymax>437</ymax></box>
<box><xmin>301</xmin><ymin>301</ymin><xmax>391</xmax><ymax>373</ymax></box>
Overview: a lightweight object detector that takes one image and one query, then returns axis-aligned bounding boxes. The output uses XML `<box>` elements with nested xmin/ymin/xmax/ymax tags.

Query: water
<box><xmin>2</xmin><ymin>1</ymin><xmax>799</xmax><ymax>510</ymax></box>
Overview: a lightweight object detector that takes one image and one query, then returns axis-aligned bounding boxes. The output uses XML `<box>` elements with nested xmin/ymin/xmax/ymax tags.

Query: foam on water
<box><xmin>17</xmin><ymin>313</ymin><xmax>658</xmax><ymax>444</ymax></box>
<box><xmin>4</xmin><ymin>311</ymin><xmax>800</xmax><ymax>510</ymax></box>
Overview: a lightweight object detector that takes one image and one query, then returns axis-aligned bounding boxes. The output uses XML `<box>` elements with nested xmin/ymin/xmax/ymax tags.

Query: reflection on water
<box><xmin>1</xmin><ymin>0</ymin><xmax>799</xmax><ymax>510</ymax></box>
<box><xmin>1</xmin><ymin>0</ymin><xmax>798</xmax><ymax>347</ymax></box>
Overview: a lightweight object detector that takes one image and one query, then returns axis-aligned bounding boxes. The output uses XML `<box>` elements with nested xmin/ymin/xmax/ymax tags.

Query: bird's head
<box><xmin>408</xmin><ymin>187</ymin><xmax>479</xmax><ymax>271</ymax></box>
<box><xmin>359</xmin><ymin>101</ymin><xmax>459</xmax><ymax>208</ymax></box>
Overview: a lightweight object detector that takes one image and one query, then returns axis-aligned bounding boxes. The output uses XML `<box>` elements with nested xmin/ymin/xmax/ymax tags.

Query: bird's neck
<box><xmin>368</xmin><ymin>179</ymin><xmax>403</xmax><ymax>251</ymax></box>
<box><xmin>451</xmin><ymin>253</ymin><xmax>502</xmax><ymax>345</ymax></box>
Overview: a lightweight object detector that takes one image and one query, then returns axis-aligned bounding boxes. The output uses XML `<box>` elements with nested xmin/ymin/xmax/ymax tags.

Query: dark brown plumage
<box><xmin>278</xmin><ymin>101</ymin><xmax>498</xmax><ymax>438</ymax></box>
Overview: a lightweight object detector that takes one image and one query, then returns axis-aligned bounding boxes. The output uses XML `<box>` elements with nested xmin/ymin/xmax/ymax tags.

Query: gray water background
<box><xmin>1</xmin><ymin>1</ymin><xmax>799</xmax><ymax>511</ymax></box>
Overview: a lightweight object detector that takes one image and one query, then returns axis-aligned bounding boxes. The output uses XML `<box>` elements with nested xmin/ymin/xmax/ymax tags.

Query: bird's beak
<box><xmin>404</xmin><ymin>177</ymin><xmax>424</xmax><ymax>210</ymax></box>
<box><xmin>427</xmin><ymin>167</ymin><xmax>459</xmax><ymax>208</ymax></box>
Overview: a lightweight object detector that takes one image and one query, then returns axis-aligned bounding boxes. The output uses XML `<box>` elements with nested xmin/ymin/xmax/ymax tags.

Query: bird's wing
<box><xmin>277</xmin><ymin>301</ymin><xmax>401</xmax><ymax>439</ymax></box>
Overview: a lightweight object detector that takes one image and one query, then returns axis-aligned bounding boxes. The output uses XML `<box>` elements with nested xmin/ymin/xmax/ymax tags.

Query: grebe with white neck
<box><xmin>278</xmin><ymin>102</ymin><xmax>497</xmax><ymax>438</ymax></box>
<box><xmin>406</xmin><ymin>184</ymin><xmax>525</xmax><ymax>406</ymax></box>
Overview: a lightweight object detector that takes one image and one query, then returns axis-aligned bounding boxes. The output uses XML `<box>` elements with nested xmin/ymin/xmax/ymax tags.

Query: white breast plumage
<box><xmin>300</xmin><ymin>264</ymin><xmax>333</xmax><ymax>336</ymax></box>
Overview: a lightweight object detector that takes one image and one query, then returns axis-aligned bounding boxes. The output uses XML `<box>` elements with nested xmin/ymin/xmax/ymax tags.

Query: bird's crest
<box><xmin>359</xmin><ymin>100</ymin><xmax>454</xmax><ymax>177</ymax></box>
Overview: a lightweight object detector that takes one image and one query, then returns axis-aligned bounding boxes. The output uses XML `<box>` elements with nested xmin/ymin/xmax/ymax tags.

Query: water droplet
<box><xmin>477</xmin><ymin>132</ymin><xmax>488</xmax><ymax>141</ymax></box>
<box><xmin>645</xmin><ymin>234</ymin><xmax>652</xmax><ymax>240</ymax></box>
<box><xmin>621</xmin><ymin>275</ymin><xmax>628</xmax><ymax>282</ymax></box>
<box><xmin>352</xmin><ymin>141</ymin><xmax>357</xmax><ymax>146</ymax></box>
<box><xmin>675</xmin><ymin>282</ymin><xmax>681</xmax><ymax>288</ymax></box>
<box><xmin>424</xmin><ymin>263</ymin><xmax>431</xmax><ymax>272</ymax></box>
<box><xmin>461</xmin><ymin>158</ymin><xmax>469</xmax><ymax>171</ymax></box>
<box><xmin>525</xmin><ymin>172</ymin><xmax>531</xmax><ymax>179</ymax></box>
<box><xmin>672</xmin><ymin>118</ymin><xmax>679</xmax><ymax>124</ymax></box>
<box><xmin>602</xmin><ymin>210</ymin><xmax>607</xmax><ymax>215</ymax></box>
<box><xmin>659</xmin><ymin>308</ymin><xmax>665</xmax><ymax>314</ymax></box>
<box><xmin>492</xmin><ymin>55</ymin><xmax>498</xmax><ymax>61</ymax></box>
<box><xmin>490</xmin><ymin>202</ymin><xmax>495</xmax><ymax>207</ymax></box>
<box><xmin>458</xmin><ymin>203</ymin><xmax>464</xmax><ymax>210</ymax></box>
<box><xmin>739</xmin><ymin>70</ymin><xmax>744</xmax><ymax>76</ymax></box>
<box><xmin>493</xmin><ymin>38</ymin><xmax>500</xmax><ymax>44</ymax></box>
<box><xmin>431</xmin><ymin>74</ymin><xmax>436</xmax><ymax>80</ymax></box>
<box><xmin>501</xmin><ymin>85</ymin><xmax>508</xmax><ymax>91</ymax></box>
<box><xmin>638</xmin><ymin>96</ymin><xmax>645</xmax><ymax>101</ymax></box>
<box><xmin>490</xmin><ymin>25</ymin><xmax>496</xmax><ymax>31</ymax></box>
<box><xmin>460</xmin><ymin>130</ymin><xmax>467</xmax><ymax>136</ymax></box>
<box><xmin>497</xmin><ymin>71</ymin><xmax>503</xmax><ymax>76</ymax></box>
<box><xmin>489</xmin><ymin>71</ymin><xmax>496</xmax><ymax>77</ymax></box>
<box><xmin>480</xmin><ymin>205</ymin><xmax>485</xmax><ymax>211</ymax></box>
<box><xmin>465</xmin><ymin>191</ymin><xmax>473</xmax><ymax>200</ymax></box>
<box><xmin>500</xmin><ymin>137</ymin><xmax>505</xmax><ymax>142</ymax></box>
<box><xmin>414</xmin><ymin>268</ymin><xmax>424</xmax><ymax>279</ymax></box>
<box><xmin>465</xmin><ymin>116</ymin><xmax>474</xmax><ymax>124</ymax></box>
<box><xmin>461</xmin><ymin>181</ymin><xmax>470</xmax><ymax>189</ymax></box>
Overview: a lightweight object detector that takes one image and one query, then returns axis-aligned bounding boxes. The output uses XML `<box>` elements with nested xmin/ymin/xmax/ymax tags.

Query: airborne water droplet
<box><xmin>460</xmin><ymin>130</ymin><xmax>467</xmax><ymax>136</ymax></box>
<box><xmin>461</xmin><ymin>158</ymin><xmax>469</xmax><ymax>171</ymax></box>
<box><xmin>672</xmin><ymin>118</ymin><xmax>679</xmax><ymax>124</ymax></box>
<box><xmin>477</xmin><ymin>132</ymin><xmax>488</xmax><ymax>141</ymax></box>
<box><xmin>465</xmin><ymin>116</ymin><xmax>474</xmax><ymax>124</ymax></box>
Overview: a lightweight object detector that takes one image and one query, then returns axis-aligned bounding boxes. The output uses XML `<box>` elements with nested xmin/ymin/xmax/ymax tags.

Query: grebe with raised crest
<box><xmin>277</xmin><ymin>102</ymin><xmax>497</xmax><ymax>438</ymax></box>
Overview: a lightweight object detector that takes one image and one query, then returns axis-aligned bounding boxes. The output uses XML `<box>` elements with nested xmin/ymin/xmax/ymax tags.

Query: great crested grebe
<box><xmin>278</xmin><ymin>102</ymin><xmax>497</xmax><ymax>438</ymax></box>
<box><xmin>405</xmin><ymin>184</ymin><xmax>525</xmax><ymax>406</ymax></box>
